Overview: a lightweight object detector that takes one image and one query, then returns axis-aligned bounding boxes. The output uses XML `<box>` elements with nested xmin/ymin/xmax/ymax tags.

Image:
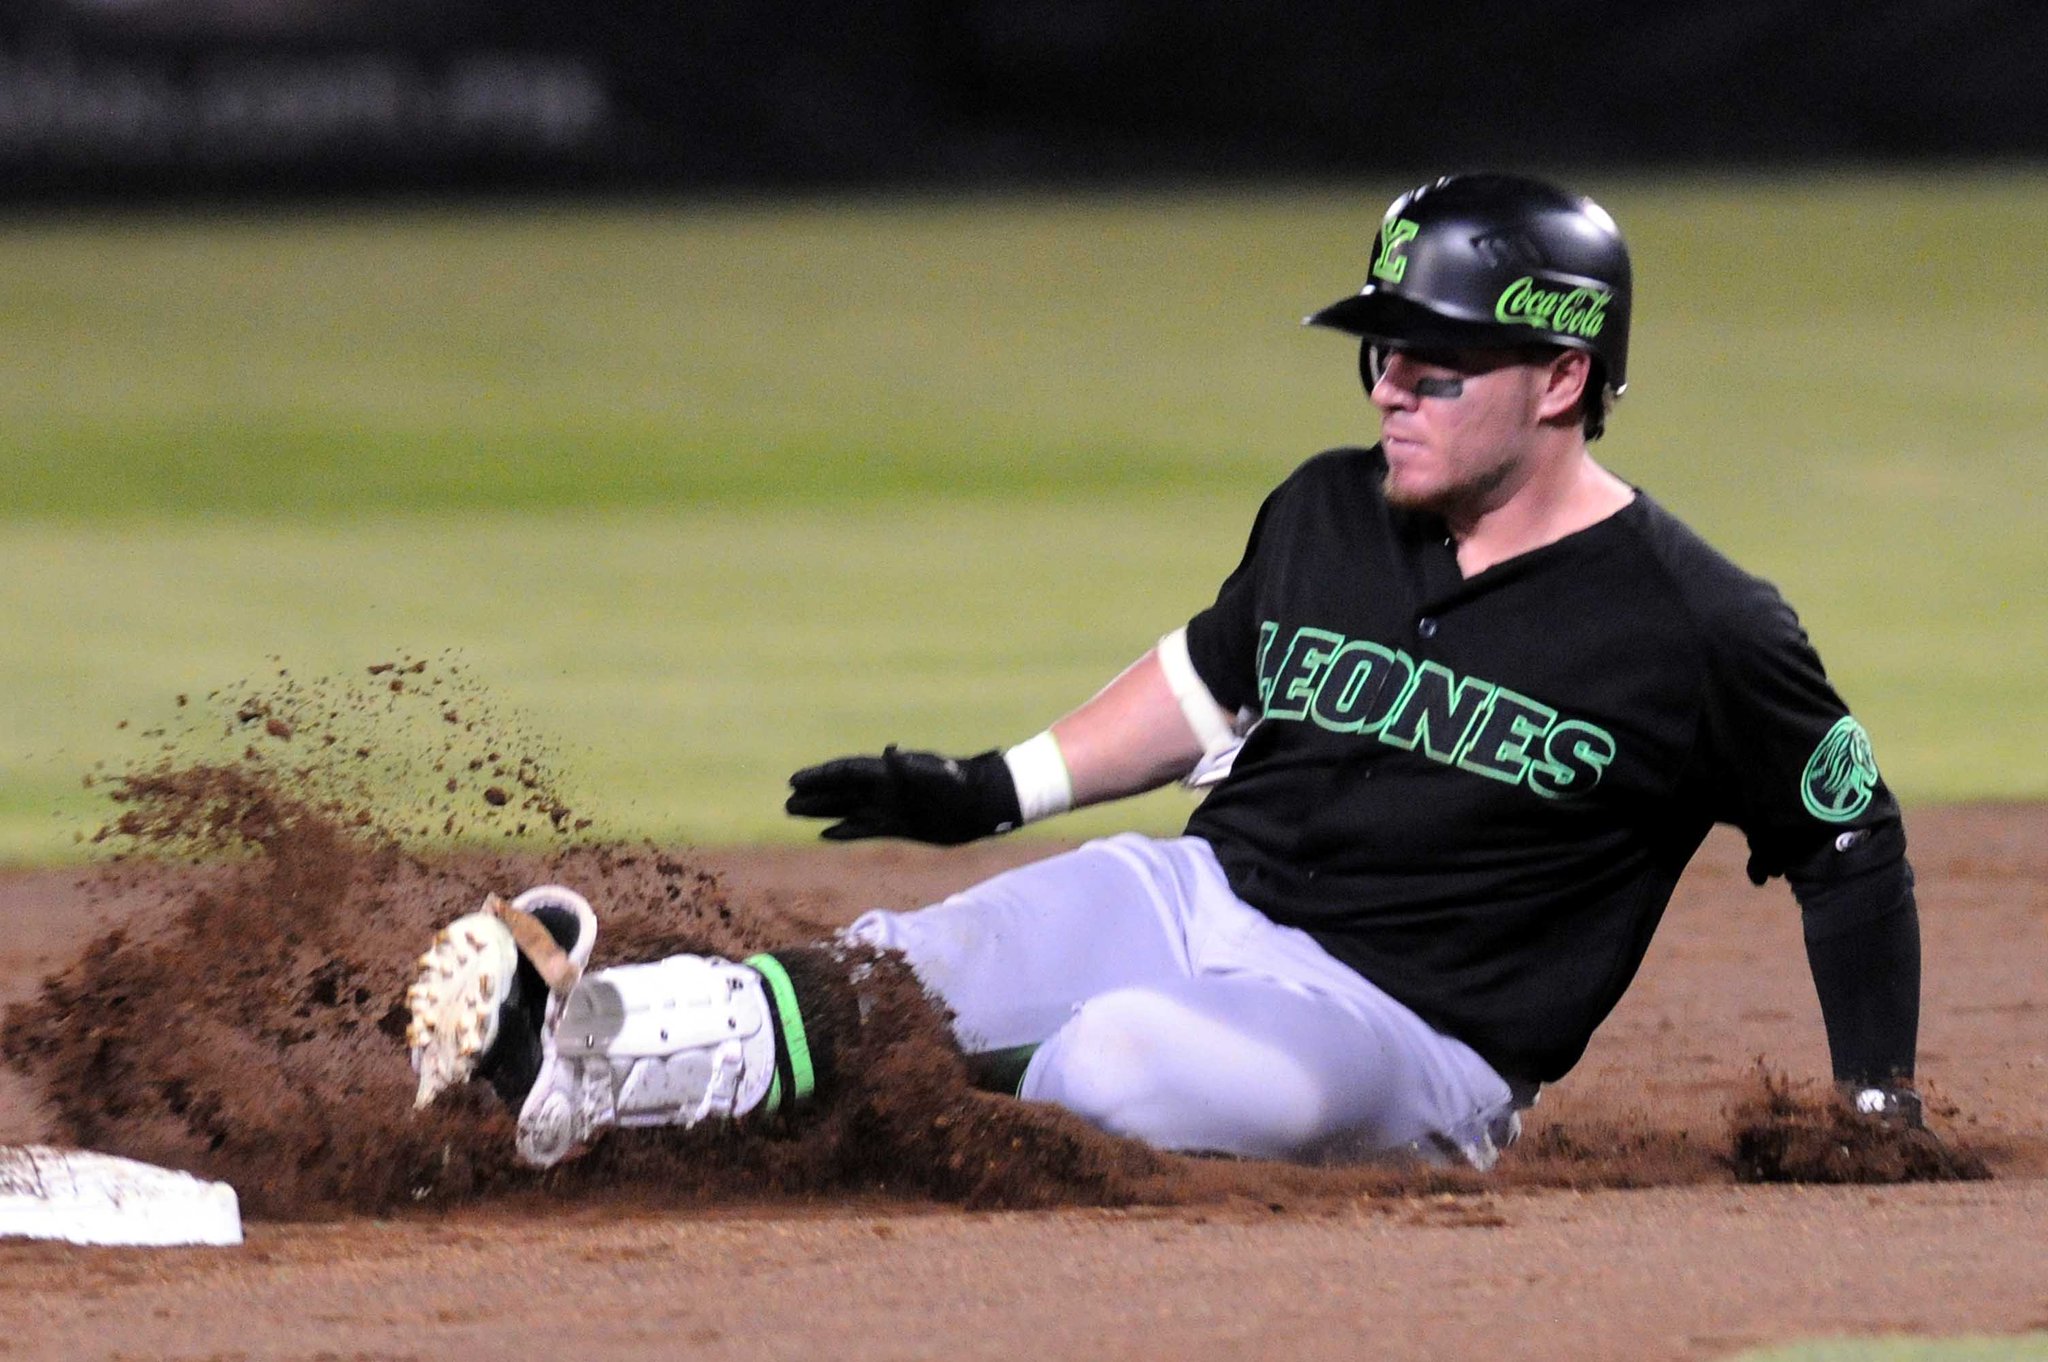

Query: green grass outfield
<box><xmin>1</xmin><ymin>170</ymin><xmax>2043</xmax><ymax>862</ymax></box>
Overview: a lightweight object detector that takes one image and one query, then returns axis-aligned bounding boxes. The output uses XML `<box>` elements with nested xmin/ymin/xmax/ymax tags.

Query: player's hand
<box><xmin>785</xmin><ymin>745</ymin><xmax>1023</xmax><ymax>845</ymax></box>
<box><xmin>1841</xmin><ymin>1083</ymin><xmax>1990</xmax><ymax>1179</ymax></box>
<box><xmin>1845</xmin><ymin>1083</ymin><xmax>1924</xmax><ymax>1130</ymax></box>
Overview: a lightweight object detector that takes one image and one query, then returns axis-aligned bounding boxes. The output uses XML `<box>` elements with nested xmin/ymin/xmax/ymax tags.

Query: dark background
<box><xmin>2</xmin><ymin>0</ymin><xmax>2042</xmax><ymax>199</ymax></box>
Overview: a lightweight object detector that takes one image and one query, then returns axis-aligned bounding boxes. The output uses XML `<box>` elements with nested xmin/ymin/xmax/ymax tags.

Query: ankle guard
<box><xmin>515</xmin><ymin>955</ymin><xmax>777</xmax><ymax>1167</ymax></box>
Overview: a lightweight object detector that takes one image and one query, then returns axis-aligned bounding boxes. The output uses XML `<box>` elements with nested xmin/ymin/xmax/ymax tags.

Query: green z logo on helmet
<box><xmin>1800</xmin><ymin>716</ymin><xmax>1880</xmax><ymax>822</ymax></box>
<box><xmin>1372</xmin><ymin>219</ymin><xmax>1421</xmax><ymax>283</ymax></box>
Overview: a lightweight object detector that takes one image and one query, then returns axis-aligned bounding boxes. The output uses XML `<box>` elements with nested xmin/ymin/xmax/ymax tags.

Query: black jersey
<box><xmin>1182</xmin><ymin>446</ymin><xmax>1901</xmax><ymax>1084</ymax></box>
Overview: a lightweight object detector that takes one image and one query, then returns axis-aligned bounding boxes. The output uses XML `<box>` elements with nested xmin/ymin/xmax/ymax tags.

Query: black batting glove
<box><xmin>785</xmin><ymin>745</ymin><xmax>1023</xmax><ymax>845</ymax></box>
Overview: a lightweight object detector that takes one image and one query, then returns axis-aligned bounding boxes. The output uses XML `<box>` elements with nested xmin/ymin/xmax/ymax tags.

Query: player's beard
<box><xmin>1380</xmin><ymin>448</ymin><xmax>1517</xmax><ymax>520</ymax></box>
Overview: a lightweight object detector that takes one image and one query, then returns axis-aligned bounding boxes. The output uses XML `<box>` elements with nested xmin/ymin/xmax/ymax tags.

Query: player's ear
<box><xmin>1534</xmin><ymin>348</ymin><xmax>1593</xmax><ymax>428</ymax></box>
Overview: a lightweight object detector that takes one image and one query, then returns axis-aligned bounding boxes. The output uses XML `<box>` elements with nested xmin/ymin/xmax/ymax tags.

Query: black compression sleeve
<box><xmin>1787</xmin><ymin>821</ymin><xmax>1920</xmax><ymax>1087</ymax></box>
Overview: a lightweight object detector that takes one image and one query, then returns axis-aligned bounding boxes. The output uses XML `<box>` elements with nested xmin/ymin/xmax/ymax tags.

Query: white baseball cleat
<box><xmin>406</xmin><ymin>911</ymin><xmax>517</xmax><ymax>1111</ymax></box>
<box><xmin>407</xmin><ymin>884</ymin><xmax>799</xmax><ymax>1169</ymax></box>
<box><xmin>405</xmin><ymin>885</ymin><xmax>599</xmax><ymax>1114</ymax></box>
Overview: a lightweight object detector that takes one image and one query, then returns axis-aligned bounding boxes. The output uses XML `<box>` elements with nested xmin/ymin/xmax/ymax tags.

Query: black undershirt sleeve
<box><xmin>1782</xmin><ymin>819</ymin><xmax>1920</xmax><ymax>1088</ymax></box>
<box><xmin>1687</xmin><ymin>555</ymin><xmax>1918</xmax><ymax>1092</ymax></box>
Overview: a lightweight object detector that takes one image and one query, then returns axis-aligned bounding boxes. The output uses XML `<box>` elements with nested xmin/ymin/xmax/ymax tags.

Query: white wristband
<box><xmin>1002</xmin><ymin>731</ymin><xmax>1074</xmax><ymax>824</ymax></box>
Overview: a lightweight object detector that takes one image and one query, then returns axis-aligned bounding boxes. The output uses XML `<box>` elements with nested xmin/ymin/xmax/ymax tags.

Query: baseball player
<box><xmin>407</xmin><ymin>173</ymin><xmax>1924</xmax><ymax>1170</ymax></box>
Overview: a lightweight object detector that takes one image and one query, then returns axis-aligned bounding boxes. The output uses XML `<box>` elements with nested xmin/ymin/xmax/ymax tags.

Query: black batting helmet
<box><xmin>1308</xmin><ymin>173</ymin><xmax>1633</xmax><ymax>430</ymax></box>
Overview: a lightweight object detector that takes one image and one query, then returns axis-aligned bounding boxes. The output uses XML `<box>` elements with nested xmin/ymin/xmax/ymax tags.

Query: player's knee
<box><xmin>1027</xmin><ymin>989</ymin><xmax>1174</xmax><ymax>1131</ymax></box>
<box><xmin>1026</xmin><ymin>988</ymin><xmax>1331</xmax><ymax>1158</ymax></box>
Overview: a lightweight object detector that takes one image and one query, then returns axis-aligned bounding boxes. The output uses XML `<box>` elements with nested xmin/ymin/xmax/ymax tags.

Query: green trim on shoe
<box><xmin>746</xmin><ymin>953</ymin><xmax>816</xmax><ymax>1112</ymax></box>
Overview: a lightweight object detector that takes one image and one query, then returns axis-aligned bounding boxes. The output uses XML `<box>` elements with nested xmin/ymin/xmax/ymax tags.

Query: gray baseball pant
<box><xmin>845</xmin><ymin>833</ymin><xmax>1526</xmax><ymax>1168</ymax></box>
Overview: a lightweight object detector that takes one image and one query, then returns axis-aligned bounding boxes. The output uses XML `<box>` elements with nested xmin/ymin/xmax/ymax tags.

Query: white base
<box><xmin>0</xmin><ymin>1146</ymin><xmax>242</xmax><ymax>1247</ymax></box>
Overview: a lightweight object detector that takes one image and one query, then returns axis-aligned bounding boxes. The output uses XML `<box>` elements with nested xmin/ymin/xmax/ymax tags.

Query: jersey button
<box><xmin>1417</xmin><ymin>616</ymin><xmax>1440</xmax><ymax>639</ymax></box>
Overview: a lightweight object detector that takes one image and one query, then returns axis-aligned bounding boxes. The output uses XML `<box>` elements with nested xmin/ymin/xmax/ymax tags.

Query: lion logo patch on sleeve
<box><xmin>1800</xmin><ymin>716</ymin><xmax>1880</xmax><ymax>822</ymax></box>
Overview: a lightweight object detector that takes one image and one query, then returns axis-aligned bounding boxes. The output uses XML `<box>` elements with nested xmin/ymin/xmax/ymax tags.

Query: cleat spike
<box><xmin>402</xmin><ymin>909</ymin><xmax>520</xmax><ymax>1113</ymax></box>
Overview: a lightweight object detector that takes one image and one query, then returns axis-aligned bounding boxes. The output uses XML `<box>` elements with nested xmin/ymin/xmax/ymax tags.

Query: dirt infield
<box><xmin>1</xmin><ymin>799</ymin><xmax>2043</xmax><ymax>1359</ymax></box>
